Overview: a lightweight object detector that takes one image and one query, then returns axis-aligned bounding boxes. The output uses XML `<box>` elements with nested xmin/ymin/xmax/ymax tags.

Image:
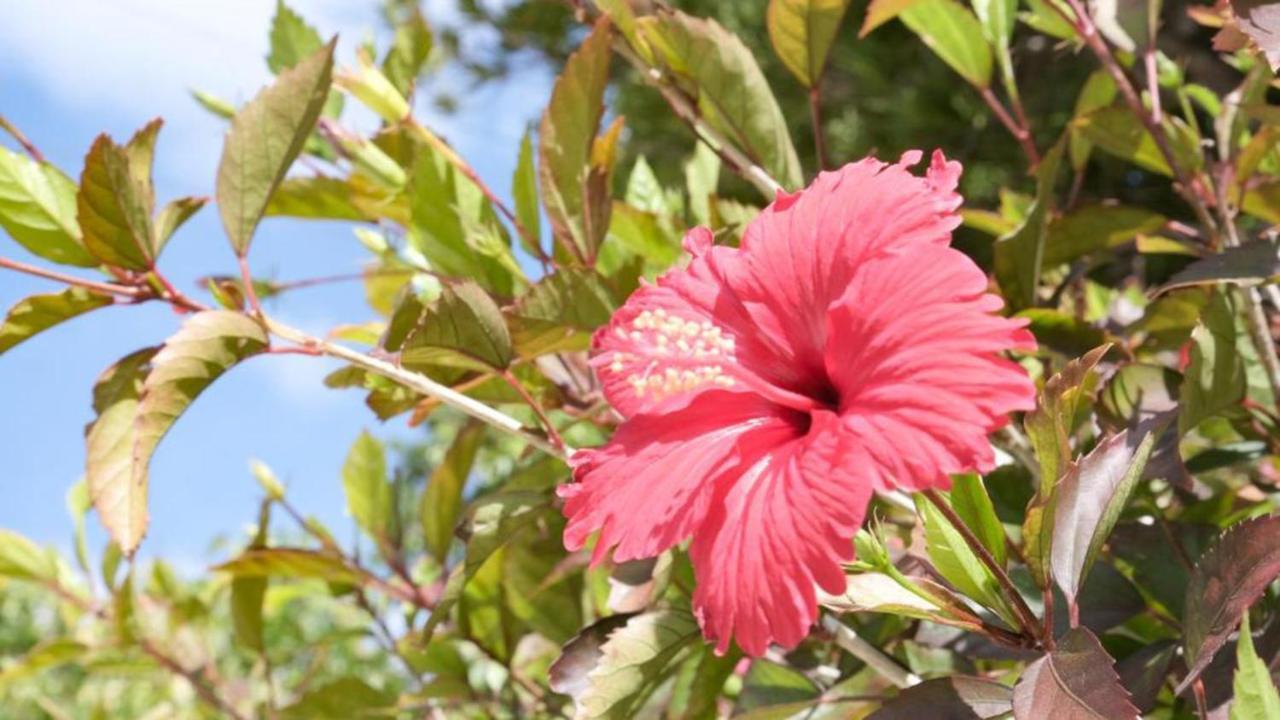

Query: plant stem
<box><xmin>978</xmin><ymin>87</ymin><xmax>1040</xmax><ymax>167</ymax></box>
<box><xmin>238</xmin><ymin>255</ymin><xmax>264</xmax><ymax>317</ymax></box>
<box><xmin>139</xmin><ymin>638</ymin><xmax>252</xmax><ymax>720</ymax></box>
<box><xmin>808</xmin><ymin>85</ymin><xmax>830</xmax><ymax>171</ymax></box>
<box><xmin>264</xmin><ymin>315</ymin><xmax>567</xmax><ymax>459</ymax></box>
<box><xmin>819</xmin><ymin>615</ymin><xmax>920</xmax><ymax>688</ymax></box>
<box><xmin>920</xmin><ymin>488</ymin><xmax>1049</xmax><ymax>649</ymax></box>
<box><xmin>0</xmin><ymin>114</ymin><xmax>46</xmax><ymax>163</ymax></box>
<box><xmin>501</xmin><ymin>369</ymin><xmax>567</xmax><ymax>453</ymax></box>
<box><xmin>0</xmin><ymin>256</ymin><xmax>142</xmax><ymax>298</ymax></box>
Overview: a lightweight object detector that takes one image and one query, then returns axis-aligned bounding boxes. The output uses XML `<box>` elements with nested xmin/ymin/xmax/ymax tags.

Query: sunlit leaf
<box><xmin>217</xmin><ymin>39</ymin><xmax>335</xmax><ymax>255</ymax></box>
<box><xmin>421</xmin><ymin>423</ymin><xmax>483</xmax><ymax>562</ymax></box>
<box><xmin>230</xmin><ymin>500</ymin><xmax>270</xmax><ymax>653</ymax></box>
<box><xmin>382</xmin><ymin>5</ymin><xmax>433</xmax><ymax>96</ymax></box>
<box><xmin>400</xmin><ymin>281</ymin><xmax>513</xmax><ymax>372</ymax></box>
<box><xmin>267</xmin><ymin>0</ymin><xmax>323</xmax><ymax>74</ymax></box>
<box><xmin>77</xmin><ymin>126</ymin><xmax>158</xmax><ymax>270</ymax></box>
<box><xmin>0</xmin><ymin>529</ymin><xmax>57</xmax><ymax>581</ymax></box>
<box><xmin>869</xmin><ymin>676</ymin><xmax>1013</xmax><ymax>719</ymax></box>
<box><xmin>0</xmin><ymin>145</ymin><xmax>94</xmax><ymax>266</ymax></box>
<box><xmin>1180</xmin><ymin>291</ymin><xmax>1247</xmax><ymax>434</ymax></box>
<box><xmin>861</xmin><ymin>0</ymin><xmax>926</xmax><ymax>36</ymax></box>
<box><xmin>766</xmin><ymin>0</ymin><xmax>854</xmax><ymax>88</ymax></box>
<box><xmin>0</xmin><ymin>287</ymin><xmax>112</xmax><ymax>357</ymax></box>
<box><xmin>951</xmin><ymin>473</ymin><xmax>1007</xmax><ymax>567</ymax></box>
<box><xmin>818</xmin><ymin>571</ymin><xmax>945</xmax><ymax>620</ymax></box>
<box><xmin>152</xmin><ymin>195</ymin><xmax>207</xmax><ymax>254</ymax></box>
<box><xmin>917</xmin><ymin>493</ymin><xmax>1018</xmax><ymax>627</ymax></box>
<box><xmin>1230</xmin><ymin>612</ymin><xmax>1280</xmax><ymax>720</ymax></box>
<box><xmin>214</xmin><ymin>547</ymin><xmax>362</xmax><ymax>584</ymax></box>
<box><xmin>512</xmin><ymin>126</ymin><xmax>543</xmax><ymax>260</ymax></box>
<box><xmin>899</xmin><ymin>0</ymin><xmax>993</xmax><ymax>88</ymax></box>
<box><xmin>1012</xmin><ymin>627</ymin><xmax>1139</xmax><ymax>719</ymax></box>
<box><xmin>342</xmin><ymin>430</ymin><xmax>394</xmax><ymax>549</ymax></box>
<box><xmin>1042</xmin><ymin>205</ymin><xmax>1167</xmax><ymax>268</ymax></box>
<box><xmin>509</xmin><ymin>268</ymin><xmax>617</xmax><ymax>357</ymax></box>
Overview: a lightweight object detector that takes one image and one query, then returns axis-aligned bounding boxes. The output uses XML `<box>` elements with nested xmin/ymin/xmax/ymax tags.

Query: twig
<box><xmin>978</xmin><ymin>87</ymin><xmax>1040</xmax><ymax>167</ymax></box>
<box><xmin>264</xmin><ymin>315</ymin><xmax>567</xmax><ymax>459</ymax></box>
<box><xmin>239</xmin><ymin>256</ymin><xmax>265</xmax><ymax>317</ymax></box>
<box><xmin>921</xmin><ymin>489</ymin><xmax>1049</xmax><ymax>649</ymax></box>
<box><xmin>139</xmin><ymin>638</ymin><xmax>251</xmax><ymax>720</ymax></box>
<box><xmin>501</xmin><ymin>369</ymin><xmax>566</xmax><ymax>452</ymax></box>
<box><xmin>819</xmin><ymin>615</ymin><xmax>920</xmax><ymax>688</ymax></box>
<box><xmin>0</xmin><ymin>114</ymin><xmax>46</xmax><ymax>163</ymax></box>
<box><xmin>0</xmin><ymin>256</ymin><xmax>143</xmax><ymax>298</ymax></box>
<box><xmin>353</xmin><ymin>588</ymin><xmax>425</xmax><ymax>689</ymax></box>
<box><xmin>808</xmin><ymin>86</ymin><xmax>830</xmax><ymax>171</ymax></box>
<box><xmin>272</xmin><ymin>268</ymin><xmax>417</xmax><ymax>293</ymax></box>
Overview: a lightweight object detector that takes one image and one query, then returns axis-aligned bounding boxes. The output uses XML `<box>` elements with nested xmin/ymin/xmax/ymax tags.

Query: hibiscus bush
<box><xmin>4</xmin><ymin>0</ymin><xmax>1280</xmax><ymax>717</ymax></box>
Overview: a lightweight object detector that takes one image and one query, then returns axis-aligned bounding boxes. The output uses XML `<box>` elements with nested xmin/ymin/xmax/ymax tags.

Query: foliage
<box><xmin>1</xmin><ymin>0</ymin><xmax>1280</xmax><ymax>717</ymax></box>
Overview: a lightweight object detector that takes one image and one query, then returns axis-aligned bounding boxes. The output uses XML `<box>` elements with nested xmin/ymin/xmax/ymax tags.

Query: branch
<box><xmin>139</xmin><ymin>639</ymin><xmax>252</xmax><ymax>720</ymax></box>
<box><xmin>0</xmin><ymin>114</ymin><xmax>46</xmax><ymax>163</ymax></box>
<box><xmin>0</xmin><ymin>256</ymin><xmax>142</xmax><ymax>298</ymax></box>
<box><xmin>978</xmin><ymin>87</ymin><xmax>1040</xmax><ymax>168</ymax></box>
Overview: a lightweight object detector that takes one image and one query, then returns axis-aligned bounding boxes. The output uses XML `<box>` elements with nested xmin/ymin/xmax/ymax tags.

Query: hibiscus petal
<box><xmin>690</xmin><ymin>411</ymin><xmax>873</xmax><ymax>656</ymax></box>
<box><xmin>825</xmin><ymin>244</ymin><xmax>1037</xmax><ymax>492</ymax></box>
<box><xmin>724</xmin><ymin>151</ymin><xmax>965</xmax><ymax>396</ymax></box>
<box><xmin>561</xmin><ymin>389</ymin><xmax>798</xmax><ymax>565</ymax></box>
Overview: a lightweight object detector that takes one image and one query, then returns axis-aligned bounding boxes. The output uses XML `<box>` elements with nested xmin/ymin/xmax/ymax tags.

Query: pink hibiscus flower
<box><xmin>559</xmin><ymin>150</ymin><xmax>1037</xmax><ymax>656</ymax></box>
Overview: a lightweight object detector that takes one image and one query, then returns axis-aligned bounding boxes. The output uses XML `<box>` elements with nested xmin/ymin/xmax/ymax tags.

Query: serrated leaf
<box><xmin>1049</xmin><ymin>427</ymin><xmax>1157</xmax><ymax>602</ymax></box>
<box><xmin>509</xmin><ymin>269</ymin><xmax>616</xmax><ymax>357</ymax></box>
<box><xmin>899</xmin><ymin>0</ymin><xmax>993</xmax><ymax>88</ymax></box>
<box><xmin>1012</xmin><ymin>627</ymin><xmax>1139</xmax><ymax>719</ymax></box>
<box><xmin>421</xmin><ymin>423</ymin><xmax>483</xmax><ymax>562</ymax></box>
<box><xmin>1180</xmin><ymin>291</ymin><xmax>1247</xmax><ymax>434</ymax></box>
<box><xmin>868</xmin><ymin>676</ymin><xmax>1013</xmax><ymax>719</ymax></box>
<box><xmin>153</xmin><ymin>196</ymin><xmax>207</xmax><ymax>254</ymax></box>
<box><xmin>0</xmin><ymin>287</ymin><xmax>112</xmax><ymax>357</ymax></box>
<box><xmin>214</xmin><ymin>547</ymin><xmax>362</xmax><ymax>584</ymax></box>
<box><xmin>513</xmin><ymin>126</ymin><xmax>543</xmax><ymax>259</ymax></box>
<box><xmin>381</xmin><ymin>6</ymin><xmax>433</xmax><ymax>96</ymax></box>
<box><xmin>267</xmin><ymin>0</ymin><xmax>323</xmax><ymax>74</ymax></box>
<box><xmin>1180</xmin><ymin>515</ymin><xmax>1280</xmax><ymax>691</ymax></box>
<box><xmin>217</xmin><ymin>39</ymin><xmax>335</xmax><ymax>255</ymax></box>
<box><xmin>0</xmin><ymin>145</ymin><xmax>94</xmax><ymax>266</ymax></box>
<box><xmin>1158</xmin><ymin>239</ymin><xmax>1280</xmax><ymax>294</ymax></box>
<box><xmin>917</xmin><ymin>493</ymin><xmax>1018</xmax><ymax>627</ymax></box>
<box><xmin>1042</xmin><ymin>205</ymin><xmax>1167</xmax><ymax>268</ymax></box>
<box><xmin>400</xmin><ymin>281</ymin><xmax>513</xmax><ymax>372</ymax></box>
<box><xmin>550</xmin><ymin>609</ymin><xmax>701</xmax><ymax>719</ymax></box>
<box><xmin>341</xmin><ymin>430</ymin><xmax>393</xmax><ymax>548</ymax></box>
<box><xmin>1024</xmin><ymin>345</ymin><xmax>1109</xmax><ymax>493</ymax></box>
<box><xmin>1230</xmin><ymin>612</ymin><xmax>1280</xmax><ymax>720</ymax></box>
<box><xmin>77</xmin><ymin>131</ymin><xmax>156</xmax><ymax>270</ymax></box>
<box><xmin>539</xmin><ymin>18</ymin><xmax>613</xmax><ymax>265</ymax></box>
<box><xmin>640</xmin><ymin>9</ymin><xmax>803</xmax><ymax>191</ymax></box>
<box><xmin>87</xmin><ymin>312</ymin><xmax>268</xmax><ymax>554</ymax></box>
<box><xmin>766</xmin><ymin>0</ymin><xmax>853</xmax><ymax>88</ymax></box>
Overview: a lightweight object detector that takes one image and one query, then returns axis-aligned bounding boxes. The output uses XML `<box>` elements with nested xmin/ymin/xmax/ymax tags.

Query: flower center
<box><xmin>607</xmin><ymin>308</ymin><xmax>738</xmax><ymax>403</ymax></box>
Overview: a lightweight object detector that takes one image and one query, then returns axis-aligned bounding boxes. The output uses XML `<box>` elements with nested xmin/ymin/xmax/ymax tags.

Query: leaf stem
<box><xmin>819</xmin><ymin>615</ymin><xmax>920</xmax><ymax>688</ymax></box>
<box><xmin>978</xmin><ymin>86</ymin><xmax>1040</xmax><ymax>168</ymax></box>
<box><xmin>0</xmin><ymin>256</ymin><xmax>143</xmax><ymax>298</ymax></box>
<box><xmin>139</xmin><ymin>638</ymin><xmax>252</xmax><ymax>720</ymax></box>
<box><xmin>808</xmin><ymin>85</ymin><xmax>830</xmax><ymax>172</ymax></box>
<box><xmin>0</xmin><ymin>114</ymin><xmax>46</xmax><ymax>163</ymax></box>
<box><xmin>920</xmin><ymin>488</ymin><xmax>1049</xmax><ymax>649</ymax></box>
<box><xmin>238</xmin><ymin>255</ymin><xmax>265</xmax><ymax>317</ymax></box>
<box><xmin>500</xmin><ymin>369</ymin><xmax>567</xmax><ymax>453</ymax></box>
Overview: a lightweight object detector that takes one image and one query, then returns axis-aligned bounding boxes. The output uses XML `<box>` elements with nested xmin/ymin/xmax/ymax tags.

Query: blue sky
<box><xmin>0</xmin><ymin>0</ymin><xmax>553</xmax><ymax>567</ymax></box>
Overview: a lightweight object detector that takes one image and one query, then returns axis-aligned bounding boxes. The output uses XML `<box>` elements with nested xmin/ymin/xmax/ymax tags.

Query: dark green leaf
<box><xmin>1158</xmin><ymin>239</ymin><xmax>1280</xmax><ymax>294</ymax></box>
<box><xmin>868</xmin><ymin>676</ymin><xmax>1013</xmax><ymax>719</ymax></box>
<box><xmin>1180</xmin><ymin>291</ymin><xmax>1247</xmax><ymax>434</ymax></box>
<box><xmin>400</xmin><ymin>281</ymin><xmax>513</xmax><ymax>372</ymax></box>
<box><xmin>766</xmin><ymin>0</ymin><xmax>854</xmax><ymax>88</ymax></box>
<box><xmin>0</xmin><ymin>145</ymin><xmax>94</xmax><ymax>266</ymax></box>
<box><xmin>1012</xmin><ymin>627</ymin><xmax>1139</xmax><ymax>719</ymax></box>
<box><xmin>512</xmin><ymin>127</ymin><xmax>542</xmax><ymax>260</ymax></box>
<box><xmin>1042</xmin><ymin>205</ymin><xmax>1167</xmax><ymax>268</ymax></box>
<box><xmin>994</xmin><ymin>139</ymin><xmax>1062</xmax><ymax>310</ymax></box>
<box><xmin>217</xmin><ymin>39</ymin><xmax>335</xmax><ymax>255</ymax></box>
<box><xmin>0</xmin><ymin>287</ymin><xmax>112</xmax><ymax>357</ymax></box>
<box><xmin>509</xmin><ymin>268</ymin><xmax>616</xmax><ymax>357</ymax></box>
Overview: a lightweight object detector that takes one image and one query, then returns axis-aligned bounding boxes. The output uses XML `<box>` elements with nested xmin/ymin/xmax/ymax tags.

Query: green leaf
<box><xmin>341</xmin><ymin>430</ymin><xmax>394</xmax><ymax>548</ymax></box>
<box><xmin>0</xmin><ymin>145</ymin><xmax>94</xmax><ymax>266</ymax></box>
<box><xmin>279</xmin><ymin>677</ymin><xmax>396</xmax><ymax>720</ymax></box>
<box><xmin>421</xmin><ymin>424</ymin><xmax>484</xmax><ymax>562</ymax></box>
<box><xmin>899</xmin><ymin>0</ymin><xmax>993</xmax><ymax>88</ymax></box>
<box><xmin>153</xmin><ymin>196</ymin><xmax>208</xmax><ymax>254</ymax></box>
<box><xmin>549</xmin><ymin>609</ymin><xmax>701</xmax><ymax>719</ymax></box>
<box><xmin>1180</xmin><ymin>515</ymin><xmax>1280</xmax><ymax>691</ymax></box>
<box><xmin>917</xmin><ymin>493</ymin><xmax>1018</xmax><ymax>626</ymax></box>
<box><xmin>0</xmin><ymin>638</ymin><xmax>86</xmax><ymax>689</ymax></box>
<box><xmin>87</xmin><ymin>312</ymin><xmax>268</xmax><ymax>554</ymax></box>
<box><xmin>608</xmin><ymin>202</ymin><xmax>682</xmax><ymax>269</ymax></box>
<box><xmin>1159</xmin><ymin>239</ymin><xmax>1280</xmax><ymax>294</ymax></box>
<box><xmin>1018</xmin><ymin>308</ymin><xmax>1109</xmax><ymax>358</ymax></box>
<box><xmin>685</xmin><ymin>140</ymin><xmax>721</xmax><ymax>226</ymax></box>
<box><xmin>1180</xmin><ymin>291</ymin><xmax>1247</xmax><ymax>434</ymax></box>
<box><xmin>766</xmin><ymin>0</ymin><xmax>854</xmax><ymax>88</ymax></box>
<box><xmin>509</xmin><ymin>268</ymin><xmax>617</xmax><ymax>357</ymax></box>
<box><xmin>1042</xmin><ymin>205</ymin><xmax>1167</xmax><ymax>268</ymax></box>
<box><xmin>973</xmin><ymin>0</ymin><xmax>1017</xmax><ymax>48</ymax></box>
<box><xmin>400</xmin><ymin>281</ymin><xmax>513</xmax><ymax>372</ymax></box>
<box><xmin>381</xmin><ymin>6</ymin><xmax>433</xmax><ymax>96</ymax></box>
<box><xmin>994</xmin><ymin>139</ymin><xmax>1063</xmax><ymax>310</ymax></box>
<box><xmin>214</xmin><ymin>547</ymin><xmax>362</xmax><ymax>584</ymax></box>
<box><xmin>1069</xmin><ymin>70</ymin><xmax>1118</xmax><ymax>170</ymax></box>
<box><xmin>539</xmin><ymin>18</ymin><xmax>613</xmax><ymax>264</ymax></box>
<box><xmin>818</xmin><ymin>571</ymin><xmax>946</xmax><ymax>620</ymax></box>
<box><xmin>1230</xmin><ymin>612</ymin><xmax>1280</xmax><ymax>720</ymax></box>
<box><xmin>1049</xmin><ymin>427</ymin><xmax>1158</xmax><ymax>602</ymax></box>
<box><xmin>217</xmin><ymin>39</ymin><xmax>335</xmax><ymax>255</ymax></box>
<box><xmin>1012</xmin><ymin>627</ymin><xmax>1139</xmax><ymax>719</ymax></box>
<box><xmin>0</xmin><ymin>529</ymin><xmax>56</xmax><ymax>581</ymax></box>
<box><xmin>267</xmin><ymin>0</ymin><xmax>323</xmax><ymax>74</ymax></box>
<box><xmin>860</xmin><ymin>0</ymin><xmax>927</xmax><ymax>36</ymax></box>
<box><xmin>1074</xmin><ymin>107</ymin><xmax>1175</xmax><ymax>176</ymax></box>
<box><xmin>512</xmin><ymin>127</ymin><xmax>542</xmax><ymax>259</ymax></box>
<box><xmin>0</xmin><ymin>287</ymin><xmax>112</xmax><ymax>357</ymax></box>
<box><xmin>266</xmin><ymin>174</ymin><xmax>402</xmax><ymax>223</ymax></box>
<box><xmin>625</xmin><ymin>156</ymin><xmax>667</xmax><ymax>215</ymax></box>
<box><xmin>231</xmin><ymin>500</ymin><xmax>270</xmax><ymax>653</ymax></box>
<box><xmin>76</xmin><ymin>128</ymin><xmax>157</xmax><ymax>270</ymax></box>
<box><xmin>640</xmin><ymin>10</ymin><xmax>804</xmax><ymax>191</ymax></box>
<box><xmin>867</xmin><ymin>677</ymin><xmax>1012</xmax><ymax>719</ymax></box>
<box><xmin>738</xmin><ymin>659</ymin><xmax>821</xmax><ymax>714</ymax></box>
<box><xmin>1024</xmin><ymin>345</ymin><xmax>1109</xmax><ymax>492</ymax></box>
<box><xmin>951</xmin><ymin>473</ymin><xmax>1007</xmax><ymax>567</ymax></box>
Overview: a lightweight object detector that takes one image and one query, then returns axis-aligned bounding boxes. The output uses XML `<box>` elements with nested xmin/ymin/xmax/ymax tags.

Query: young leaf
<box><xmin>267</xmin><ymin>0</ymin><xmax>323</xmax><ymax>74</ymax></box>
<box><xmin>550</xmin><ymin>609</ymin><xmax>701</xmax><ymax>719</ymax></box>
<box><xmin>860</xmin><ymin>0</ymin><xmax>926</xmax><ymax>36</ymax></box>
<box><xmin>230</xmin><ymin>500</ymin><xmax>270</xmax><ymax>653</ymax></box>
<box><xmin>1049</xmin><ymin>427</ymin><xmax>1157</xmax><ymax>603</ymax></box>
<box><xmin>1180</xmin><ymin>291</ymin><xmax>1247</xmax><ymax>434</ymax></box>
<box><xmin>341</xmin><ymin>430</ymin><xmax>393</xmax><ymax>548</ymax></box>
<box><xmin>899</xmin><ymin>0</ymin><xmax>993</xmax><ymax>89</ymax></box>
<box><xmin>1012</xmin><ymin>627</ymin><xmax>1139</xmax><ymax>719</ymax></box>
<box><xmin>950</xmin><ymin>473</ymin><xmax>1007</xmax><ymax>567</ymax></box>
<box><xmin>539</xmin><ymin>18</ymin><xmax>613</xmax><ymax>265</ymax></box>
<box><xmin>1180</xmin><ymin>515</ymin><xmax>1280</xmax><ymax>690</ymax></box>
<box><xmin>77</xmin><ymin>132</ymin><xmax>156</xmax><ymax>270</ymax></box>
<box><xmin>512</xmin><ymin>127</ymin><xmax>542</xmax><ymax>259</ymax></box>
<box><xmin>1158</xmin><ymin>238</ymin><xmax>1280</xmax><ymax>294</ymax></box>
<box><xmin>765</xmin><ymin>0</ymin><xmax>854</xmax><ymax>88</ymax></box>
<box><xmin>916</xmin><ymin>493</ymin><xmax>1018</xmax><ymax>627</ymax></box>
<box><xmin>87</xmin><ymin>313</ymin><xmax>268</xmax><ymax>555</ymax></box>
<box><xmin>1024</xmin><ymin>344</ymin><xmax>1109</xmax><ymax>491</ymax></box>
<box><xmin>213</xmin><ymin>547</ymin><xmax>362</xmax><ymax>584</ymax></box>
<box><xmin>639</xmin><ymin>9</ymin><xmax>804</xmax><ymax>191</ymax></box>
<box><xmin>381</xmin><ymin>6</ymin><xmax>433</xmax><ymax>96</ymax></box>
<box><xmin>1074</xmin><ymin>107</ymin><xmax>1172</xmax><ymax>176</ymax></box>
<box><xmin>0</xmin><ymin>287</ymin><xmax>112</xmax><ymax>357</ymax></box>
<box><xmin>1230</xmin><ymin>612</ymin><xmax>1280</xmax><ymax>720</ymax></box>
<box><xmin>0</xmin><ymin>145</ymin><xmax>95</xmax><ymax>266</ymax></box>
<box><xmin>868</xmin><ymin>676</ymin><xmax>1013</xmax><ymax>719</ymax></box>
<box><xmin>400</xmin><ymin>281</ymin><xmax>513</xmax><ymax>372</ymax></box>
<box><xmin>217</xmin><ymin>39</ymin><xmax>335</xmax><ymax>255</ymax></box>
<box><xmin>509</xmin><ymin>268</ymin><xmax>617</xmax><ymax>358</ymax></box>
<box><xmin>421</xmin><ymin>423</ymin><xmax>484</xmax><ymax>562</ymax></box>
<box><xmin>153</xmin><ymin>196</ymin><xmax>208</xmax><ymax>254</ymax></box>
<box><xmin>818</xmin><ymin>571</ymin><xmax>945</xmax><ymax>620</ymax></box>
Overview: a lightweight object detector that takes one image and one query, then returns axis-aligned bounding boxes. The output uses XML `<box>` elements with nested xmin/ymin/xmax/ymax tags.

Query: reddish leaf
<box><xmin>869</xmin><ymin>676</ymin><xmax>1012</xmax><ymax>719</ymax></box>
<box><xmin>1012</xmin><ymin>627</ymin><xmax>1139</xmax><ymax>719</ymax></box>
